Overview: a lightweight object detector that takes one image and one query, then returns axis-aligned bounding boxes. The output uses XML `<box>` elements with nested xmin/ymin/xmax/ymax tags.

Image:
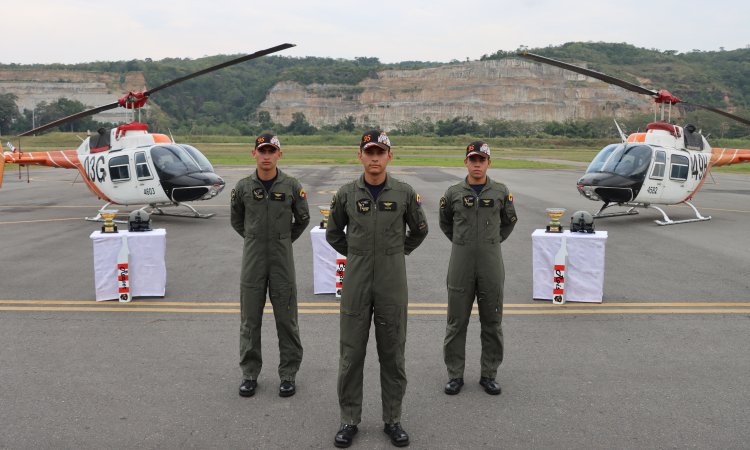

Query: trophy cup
<box><xmin>545</xmin><ymin>208</ymin><xmax>565</xmax><ymax>233</ymax></box>
<box><xmin>319</xmin><ymin>206</ymin><xmax>331</xmax><ymax>229</ymax></box>
<box><xmin>100</xmin><ymin>210</ymin><xmax>119</xmax><ymax>233</ymax></box>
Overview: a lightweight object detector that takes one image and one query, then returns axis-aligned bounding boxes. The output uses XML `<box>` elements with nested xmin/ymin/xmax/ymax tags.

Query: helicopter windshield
<box><xmin>600</xmin><ymin>144</ymin><xmax>653</xmax><ymax>180</ymax></box>
<box><xmin>150</xmin><ymin>145</ymin><xmax>202</xmax><ymax>180</ymax></box>
<box><xmin>179</xmin><ymin>145</ymin><xmax>214</xmax><ymax>173</ymax></box>
<box><xmin>586</xmin><ymin>144</ymin><xmax>620</xmax><ymax>173</ymax></box>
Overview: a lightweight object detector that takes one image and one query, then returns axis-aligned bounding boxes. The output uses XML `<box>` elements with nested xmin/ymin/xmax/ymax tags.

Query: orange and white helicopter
<box><xmin>519</xmin><ymin>52</ymin><xmax>750</xmax><ymax>225</ymax></box>
<box><xmin>1</xmin><ymin>44</ymin><xmax>295</xmax><ymax>222</ymax></box>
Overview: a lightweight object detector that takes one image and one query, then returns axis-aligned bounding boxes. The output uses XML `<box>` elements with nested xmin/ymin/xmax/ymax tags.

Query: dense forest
<box><xmin>1</xmin><ymin>42</ymin><xmax>749</xmax><ymax>139</ymax></box>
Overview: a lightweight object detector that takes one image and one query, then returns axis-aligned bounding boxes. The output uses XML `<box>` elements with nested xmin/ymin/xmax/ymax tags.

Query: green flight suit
<box><xmin>326</xmin><ymin>172</ymin><xmax>428</xmax><ymax>425</ymax></box>
<box><xmin>230</xmin><ymin>168</ymin><xmax>310</xmax><ymax>381</ymax></box>
<box><xmin>438</xmin><ymin>175</ymin><xmax>517</xmax><ymax>380</ymax></box>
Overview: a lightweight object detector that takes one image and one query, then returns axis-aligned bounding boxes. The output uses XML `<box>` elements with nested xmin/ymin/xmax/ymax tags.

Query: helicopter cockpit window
<box><xmin>586</xmin><ymin>144</ymin><xmax>620</xmax><ymax>173</ymax></box>
<box><xmin>179</xmin><ymin>145</ymin><xmax>214</xmax><ymax>173</ymax></box>
<box><xmin>109</xmin><ymin>155</ymin><xmax>130</xmax><ymax>182</ymax></box>
<box><xmin>600</xmin><ymin>145</ymin><xmax>653</xmax><ymax>180</ymax></box>
<box><xmin>150</xmin><ymin>145</ymin><xmax>201</xmax><ymax>181</ymax></box>
<box><xmin>670</xmin><ymin>154</ymin><xmax>690</xmax><ymax>180</ymax></box>
<box><xmin>135</xmin><ymin>152</ymin><xmax>152</xmax><ymax>180</ymax></box>
<box><xmin>650</xmin><ymin>151</ymin><xmax>666</xmax><ymax>179</ymax></box>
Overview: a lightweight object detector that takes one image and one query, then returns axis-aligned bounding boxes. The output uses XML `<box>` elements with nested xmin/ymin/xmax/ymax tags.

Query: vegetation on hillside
<box><xmin>2</xmin><ymin>42</ymin><xmax>750</xmax><ymax>139</ymax></box>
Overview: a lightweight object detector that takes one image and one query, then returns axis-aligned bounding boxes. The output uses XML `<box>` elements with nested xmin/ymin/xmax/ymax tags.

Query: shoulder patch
<box><xmin>299</xmin><ymin>188</ymin><xmax>306</xmax><ymax>200</ymax></box>
<box><xmin>231</xmin><ymin>189</ymin><xmax>236</xmax><ymax>201</ymax></box>
<box><xmin>508</xmin><ymin>193</ymin><xmax>513</xmax><ymax>203</ymax></box>
<box><xmin>416</xmin><ymin>193</ymin><xmax>422</xmax><ymax>206</ymax></box>
<box><xmin>330</xmin><ymin>195</ymin><xmax>336</xmax><ymax>209</ymax></box>
<box><xmin>440</xmin><ymin>197</ymin><xmax>447</xmax><ymax>209</ymax></box>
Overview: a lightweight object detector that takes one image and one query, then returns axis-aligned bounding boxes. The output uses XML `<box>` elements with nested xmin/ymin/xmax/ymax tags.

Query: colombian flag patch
<box><xmin>299</xmin><ymin>189</ymin><xmax>306</xmax><ymax>200</ymax></box>
<box><xmin>416</xmin><ymin>194</ymin><xmax>422</xmax><ymax>206</ymax></box>
<box><xmin>508</xmin><ymin>193</ymin><xmax>513</xmax><ymax>203</ymax></box>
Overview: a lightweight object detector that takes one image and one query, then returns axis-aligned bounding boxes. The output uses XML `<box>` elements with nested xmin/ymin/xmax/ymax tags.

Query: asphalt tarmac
<box><xmin>1</xmin><ymin>164</ymin><xmax>749</xmax><ymax>449</ymax></box>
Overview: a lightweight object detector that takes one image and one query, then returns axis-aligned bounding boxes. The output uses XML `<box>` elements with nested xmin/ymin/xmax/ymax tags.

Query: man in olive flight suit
<box><xmin>439</xmin><ymin>140</ymin><xmax>517</xmax><ymax>396</ymax></box>
<box><xmin>326</xmin><ymin>130</ymin><xmax>428</xmax><ymax>448</ymax></box>
<box><xmin>230</xmin><ymin>133</ymin><xmax>310</xmax><ymax>398</ymax></box>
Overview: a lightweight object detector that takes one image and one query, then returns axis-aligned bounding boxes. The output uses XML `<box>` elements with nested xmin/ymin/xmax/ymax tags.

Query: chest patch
<box><xmin>463</xmin><ymin>196</ymin><xmax>476</xmax><ymax>208</ymax></box>
<box><xmin>356</xmin><ymin>199</ymin><xmax>371</xmax><ymax>213</ymax></box>
<box><xmin>253</xmin><ymin>188</ymin><xmax>265</xmax><ymax>200</ymax></box>
<box><xmin>379</xmin><ymin>201</ymin><xmax>397</xmax><ymax>211</ymax></box>
<box><xmin>479</xmin><ymin>199</ymin><xmax>495</xmax><ymax>207</ymax></box>
<box><xmin>271</xmin><ymin>192</ymin><xmax>286</xmax><ymax>201</ymax></box>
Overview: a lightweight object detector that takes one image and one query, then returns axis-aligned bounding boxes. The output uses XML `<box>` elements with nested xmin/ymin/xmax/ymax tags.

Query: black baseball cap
<box><xmin>255</xmin><ymin>133</ymin><xmax>280</xmax><ymax>151</ymax></box>
<box><xmin>360</xmin><ymin>129</ymin><xmax>391</xmax><ymax>151</ymax></box>
<box><xmin>466</xmin><ymin>140</ymin><xmax>490</xmax><ymax>159</ymax></box>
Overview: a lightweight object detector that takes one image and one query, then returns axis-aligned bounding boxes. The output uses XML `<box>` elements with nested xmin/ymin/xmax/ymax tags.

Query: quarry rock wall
<box><xmin>260</xmin><ymin>59</ymin><xmax>653</xmax><ymax>130</ymax></box>
<box><xmin>0</xmin><ymin>70</ymin><xmax>148</xmax><ymax>124</ymax></box>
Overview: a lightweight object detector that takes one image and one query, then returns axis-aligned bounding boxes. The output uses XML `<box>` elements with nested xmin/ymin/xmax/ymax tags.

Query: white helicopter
<box><xmin>1</xmin><ymin>44</ymin><xmax>295</xmax><ymax>222</ymax></box>
<box><xmin>519</xmin><ymin>52</ymin><xmax>750</xmax><ymax>225</ymax></box>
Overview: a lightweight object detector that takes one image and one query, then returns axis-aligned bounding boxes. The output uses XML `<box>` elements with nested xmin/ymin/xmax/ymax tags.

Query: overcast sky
<box><xmin>3</xmin><ymin>0</ymin><xmax>749</xmax><ymax>65</ymax></box>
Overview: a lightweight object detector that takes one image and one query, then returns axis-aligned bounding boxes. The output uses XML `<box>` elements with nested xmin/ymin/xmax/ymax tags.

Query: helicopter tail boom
<box><xmin>710</xmin><ymin>148</ymin><xmax>750</xmax><ymax>167</ymax></box>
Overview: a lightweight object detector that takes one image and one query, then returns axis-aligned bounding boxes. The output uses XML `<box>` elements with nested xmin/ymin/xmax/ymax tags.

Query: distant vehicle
<box><xmin>1</xmin><ymin>44</ymin><xmax>295</xmax><ymax>220</ymax></box>
<box><xmin>520</xmin><ymin>52</ymin><xmax>750</xmax><ymax>225</ymax></box>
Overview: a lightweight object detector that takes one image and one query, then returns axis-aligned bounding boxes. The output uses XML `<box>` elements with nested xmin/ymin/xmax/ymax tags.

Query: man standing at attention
<box><xmin>230</xmin><ymin>133</ymin><xmax>310</xmax><ymax>398</ymax></box>
<box><xmin>326</xmin><ymin>130</ymin><xmax>429</xmax><ymax>448</ymax></box>
<box><xmin>439</xmin><ymin>140</ymin><xmax>517</xmax><ymax>396</ymax></box>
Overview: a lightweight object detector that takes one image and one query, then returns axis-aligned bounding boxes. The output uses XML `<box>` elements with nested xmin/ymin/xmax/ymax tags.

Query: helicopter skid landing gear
<box><xmin>649</xmin><ymin>202</ymin><xmax>711</xmax><ymax>226</ymax></box>
<box><xmin>85</xmin><ymin>202</ymin><xmax>127</xmax><ymax>224</ymax></box>
<box><xmin>592</xmin><ymin>203</ymin><xmax>640</xmax><ymax>219</ymax></box>
<box><xmin>144</xmin><ymin>202</ymin><xmax>216</xmax><ymax>219</ymax></box>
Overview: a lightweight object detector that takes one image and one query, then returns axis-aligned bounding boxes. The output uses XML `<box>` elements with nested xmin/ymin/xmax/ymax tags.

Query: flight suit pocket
<box><xmin>477</xmin><ymin>283</ymin><xmax>503</xmax><ymax>323</ymax></box>
<box><xmin>374</xmin><ymin>304</ymin><xmax>405</xmax><ymax>352</ymax></box>
<box><xmin>270</xmin><ymin>283</ymin><xmax>294</xmax><ymax>313</ymax></box>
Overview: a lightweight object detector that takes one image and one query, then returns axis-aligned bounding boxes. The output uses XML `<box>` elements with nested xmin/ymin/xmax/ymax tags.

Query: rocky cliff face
<box><xmin>0</xmin><ymin>70</ymin><xmax>148</xmax><ymax>124</ymax></box>
<box><xmin>261</xmin><ymin>59</ymin><xmax>653</xmax><ymax>130</ymax></box>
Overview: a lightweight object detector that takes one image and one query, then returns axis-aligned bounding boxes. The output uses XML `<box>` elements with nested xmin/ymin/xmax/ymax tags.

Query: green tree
<box><xmin>0</xmin><ymin>93</ymin><xmax>20</xmax><ymax>135</ymax></box>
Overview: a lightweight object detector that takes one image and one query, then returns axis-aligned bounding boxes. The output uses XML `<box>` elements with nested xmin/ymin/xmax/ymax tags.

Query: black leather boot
<box><xmin>444</xmin><ymin>378</ymin><xmax>464</xmax><ymax>395</ymax></box>
<box><xmin>279</xmin><ymin>380</ymin><xmax>296</xmax><ymax>397</ymax></box>
<box><xmin>334</xmin><ymin>424</ymin><xmax>358</xmax><ymax>448</ymax></box>
<box><xmin>383</xmin><ymin>422</ymin><xmax>410</xmax><ymax>447</ymax></box>
<box><xmin>479</xmin><ymin>377</ymin><xmax>501</xmax><ymax>395</ymax></box>
<box><xmin>239</xmin><ymin>379</ymin><xmax>257</xmax><ymax>397</ymax></box>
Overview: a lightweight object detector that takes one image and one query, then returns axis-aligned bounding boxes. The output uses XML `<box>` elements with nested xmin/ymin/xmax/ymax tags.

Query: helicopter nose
<box><xmin>161</xmin><ymin>172</ymin><xmax>226</xmax><ymax>203</ymax></box>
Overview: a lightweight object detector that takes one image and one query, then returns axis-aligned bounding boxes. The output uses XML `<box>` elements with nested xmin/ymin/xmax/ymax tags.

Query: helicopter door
<box><xmin>134</xmin><ymin>151</ymin><xmax>162</xmax><ymax>204</ymax></box>
<box><xmin>660</xmin><ymin>153</ymin><xmax>690</xmax><ymax>203</ymax></box>
<box><xmin>108</xmin><ymin>154</ymin><xmax>137</xmax><ymax>204</ymax></box>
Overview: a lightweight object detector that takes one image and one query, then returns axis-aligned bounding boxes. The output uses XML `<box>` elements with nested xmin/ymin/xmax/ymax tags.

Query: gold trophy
<box><xmin>546</xmin><ymin>208</ymin><xmax>565</xmax><ymax>233</ymax></box>
<box><xmin>100</xmin><ymin>210</ymin><xmax>119</xmax><ymax>233</ymax></box>
<box><xmin>319</xmin><ymin>206</ymin><xmax>331</xmax><ymax>229</ymax></box>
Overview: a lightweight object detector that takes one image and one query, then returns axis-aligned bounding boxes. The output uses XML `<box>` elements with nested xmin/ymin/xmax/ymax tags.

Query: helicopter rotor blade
<box><xmin>144</xmin><ymin>43</ymin><xmax>295</xmax><ymax>96</ymax></box>
<box><xmin>518</xmin><ymin>52</ymin><xmax>658</xmax><ymax>97</ymax></box>
<box><xmin>18</xmin><ymin>43</ymin><xmax>296</xmax><ymax>138</ymax></box>
<box><xmin>19</xmin><ymin>102</ymin><xmax>120</xmax><ymax>137</ymax></box>
<box><xmin>682</xmin><ymin>102</ymin><xmax>750</xmax><ymax>127</ymax></box>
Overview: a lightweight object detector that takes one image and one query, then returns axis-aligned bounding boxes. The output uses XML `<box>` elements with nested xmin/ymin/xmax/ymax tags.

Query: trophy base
<box><xmin>546</xmin><ymin>225</ymin><xmax>563</xmax><ymax>233</ymax></box>
<box><xmin>102</xmin><ymin>225</ymin><xmax>118</xmax><ymax>233</ymax></box>
<box><xmin>320</xmin><ymin>221</ymin><xmax>327</xmax><ymax>229</ymax></box>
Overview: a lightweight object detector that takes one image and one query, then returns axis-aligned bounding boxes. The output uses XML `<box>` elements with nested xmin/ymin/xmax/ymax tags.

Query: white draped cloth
<box><xmin>532</xmin><ymin>229</ymin><xmax>607</xmax><ymax>303</ymax></box>
<box><xmin>310</xmin><ymin>226</ymin><xmax>337</xmax><ymax>294</ymax></box>
<box><xmin>89</xmin><ymin>229</ymin><xmax>167</xmax><ymax>301</ymax></box>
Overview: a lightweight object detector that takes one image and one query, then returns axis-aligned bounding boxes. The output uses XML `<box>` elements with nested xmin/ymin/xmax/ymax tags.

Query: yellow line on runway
<box><xmin>2</xmin><ymin>306</ymin><xmax>749</xmax><ymax>315</ymax></box>
<box><xmin>0</xmin><ymin>217</ymin><xmax>86</xmax><ymax>224</ymax></box>
<box><xmin>2</xmin><ymin>300</ymin><xmax>749</xmax><ymax>308</ymax></box>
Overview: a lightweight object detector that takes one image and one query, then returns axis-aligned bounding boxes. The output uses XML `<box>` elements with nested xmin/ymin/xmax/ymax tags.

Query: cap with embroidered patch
<box><xmin>466</xmin><ymin>140</ymin><xmax>490</xmax><ymax>159</ymax></box>
<box><xmin>255</xmin><ymin>133</ymin><xmax>280</xmax><ymax>151</ymax></box>
<box><xmin>360</xmin><ymin>129</ymin><xmax>391</xmax><ymax>151</ymax></box>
